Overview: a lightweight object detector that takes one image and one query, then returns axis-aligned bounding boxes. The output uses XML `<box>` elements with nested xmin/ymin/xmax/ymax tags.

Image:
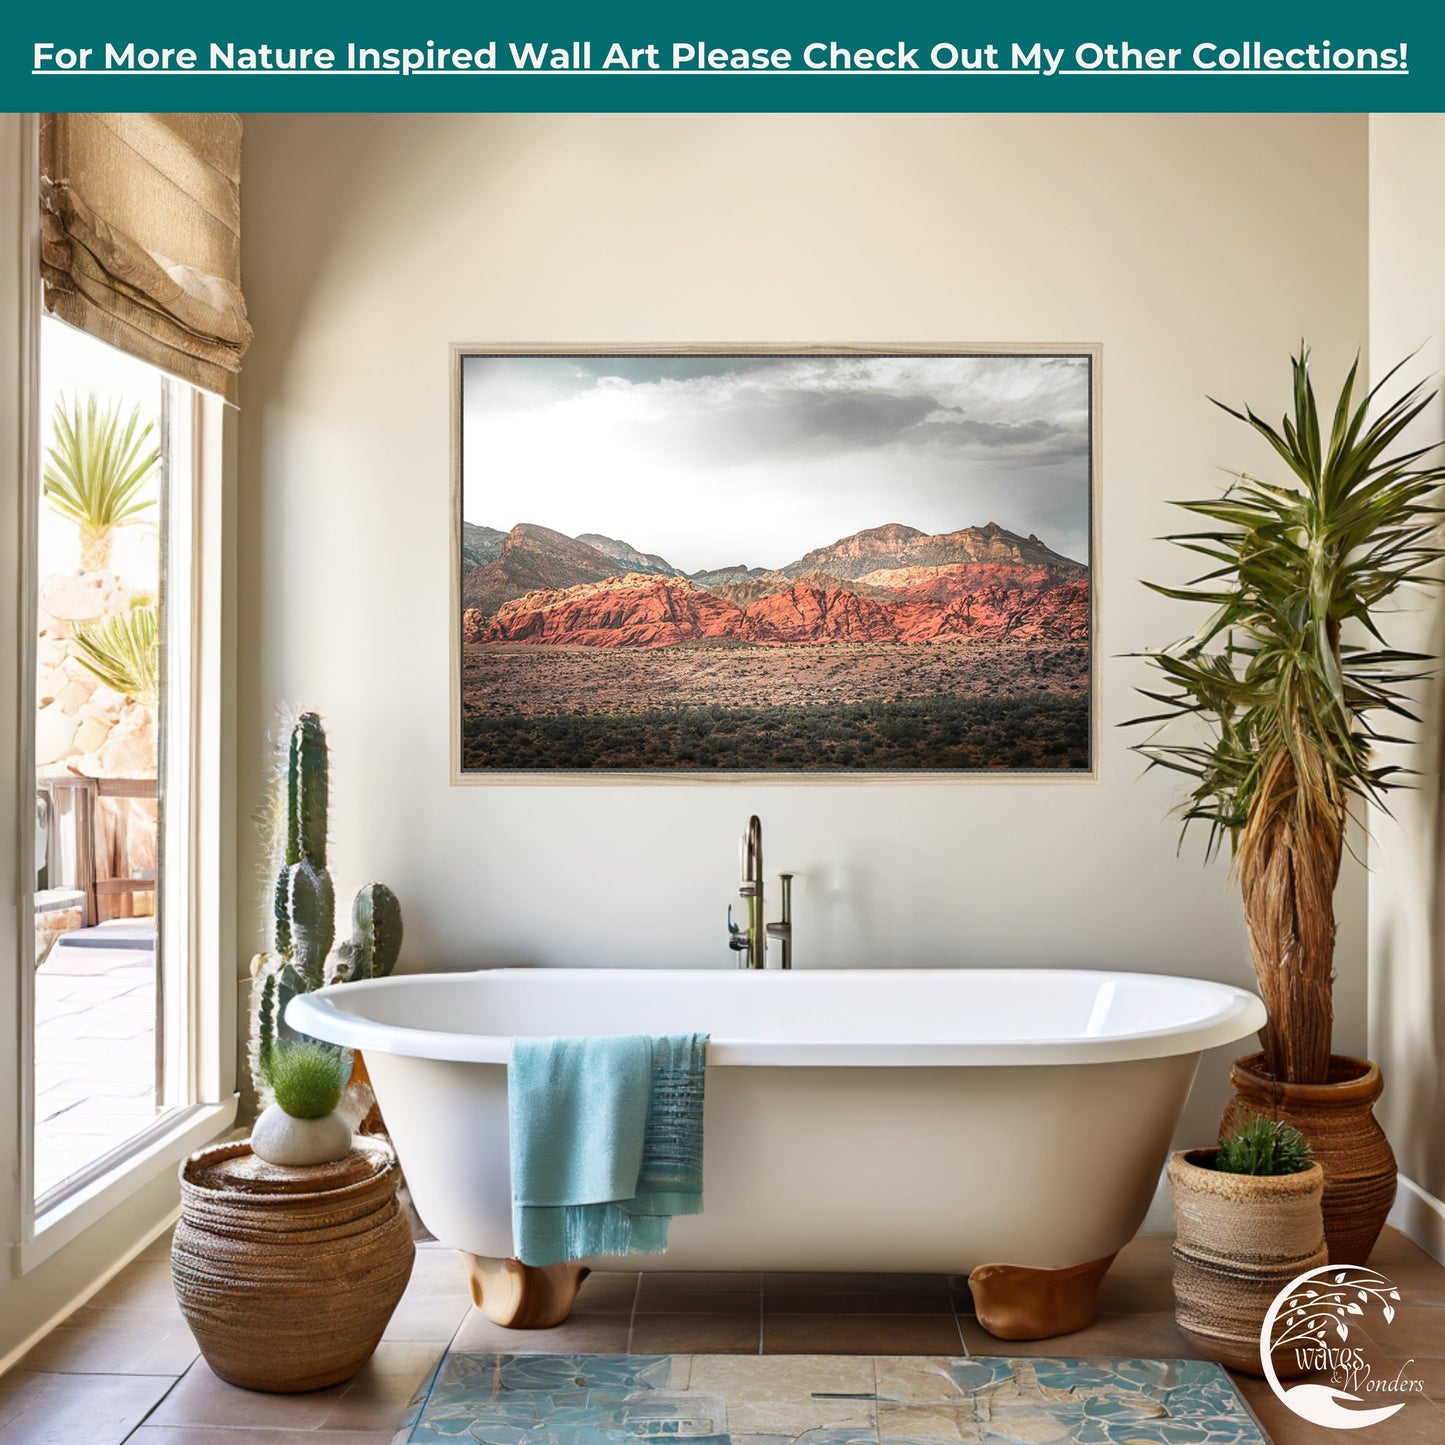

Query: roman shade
<box><xmin>40</xmin><ymin>113</ymin><xmax>253</xmax><ymax>401</ymax></box>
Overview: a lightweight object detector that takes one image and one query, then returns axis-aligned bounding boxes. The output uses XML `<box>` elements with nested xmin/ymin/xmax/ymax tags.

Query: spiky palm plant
<box><xmin>71</xmin><ymin>602</ymin><xmax>159</xmax><ymax>709</ymax></box>
<box><xmin>1130</xmin><ymin>346</ymin><xmax>1445</xmax><ymax>1084</ymax></box>
<box><xmin>43</xmin><ymin>393</ymin><xmax>159</xmax><ymax>571</ymax></box>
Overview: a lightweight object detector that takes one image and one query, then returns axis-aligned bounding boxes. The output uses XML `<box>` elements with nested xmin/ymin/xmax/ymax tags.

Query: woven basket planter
<box><xmin>1221</xmin><ymin>1052</ymin><xmax>1397</xmax><ymax>1265</ymax></box>
<box><xmin>1168</xmin><ymin>1148</ymin><xmax>1326</xmax><ymax>1378</ymax></box>
<box><xmin>172</xmin><ymin>1137</ymin><xmax>414</xmax><ymax>1392</ymax></box>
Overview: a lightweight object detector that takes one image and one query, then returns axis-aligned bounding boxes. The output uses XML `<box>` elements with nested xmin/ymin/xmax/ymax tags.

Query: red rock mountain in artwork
<box><xmin>460</xmin><ymin>521</ymin><xmax>1088</xmax><ymax>649</ymax></box>
<box><xmin>480</xmin><ymin>575</ymin><xmax>741</xmax><ymax>649</ymax></box>
<box><xmin>461</xmin><ymin>523</ymin><xmax>628</xmax><ymax>618</ymax></box>
<box><xmin>785</xmin><ymin>521</ymin><xmax>1079</xmax><ymax>578</ymax></box>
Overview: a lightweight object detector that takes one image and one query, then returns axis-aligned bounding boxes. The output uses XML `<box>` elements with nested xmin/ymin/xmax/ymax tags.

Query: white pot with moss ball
<box><xmin>252</xmin><ymin>1039</ymin><xmax>353</xmax><ymax>1167</ymax></box>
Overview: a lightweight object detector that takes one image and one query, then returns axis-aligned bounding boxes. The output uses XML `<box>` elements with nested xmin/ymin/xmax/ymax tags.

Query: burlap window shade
<box><xmin>40</xmin><ymin>113</ymin><xmax>253</xmax><ymax>401</ymax></box>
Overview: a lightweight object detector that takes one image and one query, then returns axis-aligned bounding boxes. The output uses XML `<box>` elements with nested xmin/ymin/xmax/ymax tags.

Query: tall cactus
<box><xmin>274</xmin><ymin>711</ymin><xmax>334</xmax><ymax>987</ymax></box>
<box><xmin>250</xmin><ymin>709</ymin><xmax>404</xmax><ymax>1107</ymax></box>
<box><xmin>326</xmin><ymin>883</ymin><xmax>404</xmax><ymax>985</ymax></box>
<box><xmin>252</xmin><ymin>711</ymin><xmax>336</xmax><ymax>1088</ymax></box>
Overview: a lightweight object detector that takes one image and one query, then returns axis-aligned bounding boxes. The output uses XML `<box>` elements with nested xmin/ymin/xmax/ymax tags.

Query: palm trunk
<box><xmin>1237</xmin><ymin>752</ymin><xmax>1342</xmax><ymax>1085</ymax></box>
<box><xmin>79</xmin><ymin>524</ymin><xmax>112</xmax><ymax>572</ymax></box>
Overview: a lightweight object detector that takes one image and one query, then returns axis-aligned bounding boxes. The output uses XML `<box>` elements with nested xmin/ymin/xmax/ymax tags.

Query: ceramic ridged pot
<box><xmin>1168</xmin><ymin>1148</ymin><xmax>1327</xmax><ymax>1377</ymax></box>
<box><xmin>172</xmin><ymin>1138</ymin><xmax>413</xmax><ymax>1392</ymax></box>
<box><xmin>1221</xmin><ymin>1053</ymin><xmax>1396</xmax><ymax>1265</ymax></box>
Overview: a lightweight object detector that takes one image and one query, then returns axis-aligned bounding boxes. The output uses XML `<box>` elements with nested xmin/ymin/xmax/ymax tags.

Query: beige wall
<box><xmin>236</xmin><ymin>113</ymin><xmax>1371</xmax><ymax>1143</ymax></box>
<box><xmin>1368</xmin><ymin>113</ymin><xmax>1445</xmax><ymax>1255</ymax></box>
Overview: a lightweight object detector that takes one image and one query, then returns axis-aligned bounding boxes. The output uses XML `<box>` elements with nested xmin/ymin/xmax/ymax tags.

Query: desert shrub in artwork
<box><xmin>462</xmin><ymin>692</ymin><xmax>1089</xmax><ymax>773</ymax></box>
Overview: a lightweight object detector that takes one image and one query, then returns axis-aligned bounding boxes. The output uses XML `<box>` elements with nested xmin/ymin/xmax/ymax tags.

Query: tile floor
<box><xmin>1</xmin><ymin>1225</ymin><xmax>1443</xmax><ymax>1443</ymax></box>
<box><xmin>33</xmin><ymin>935</ymin><xmax>160</xmax><ymax>1198</ymax></box>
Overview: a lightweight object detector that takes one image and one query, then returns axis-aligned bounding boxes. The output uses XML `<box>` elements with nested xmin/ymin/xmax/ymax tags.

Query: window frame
<box><xmin>3</xmin><ymin>114</ymin><xmax>237</xmax><ymax>1274</ymax></box>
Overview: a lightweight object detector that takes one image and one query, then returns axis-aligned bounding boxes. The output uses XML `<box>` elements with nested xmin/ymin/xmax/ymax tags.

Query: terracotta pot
<box><xmin>172</xmin><ymin>1138</ymin><xmax>413</xmax><ymax>1392</ymax></box>
<box><xmin>348</xmin><ymin>1049</ymin><xmax>388</xmax><ymax>1137</ymax></box>
<box><xmin>1168</xmin><ymin>1148</ymin><xmax>1327</xmax><ymax>1377</ymax></box>
<box><xmin>1221</xmin><ymin>1053</ymin><xmax>1397</xmax><ymax>1265</ymax></box>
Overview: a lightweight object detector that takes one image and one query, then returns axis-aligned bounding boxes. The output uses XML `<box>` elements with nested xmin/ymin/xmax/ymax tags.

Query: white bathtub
<box><xmin>289</xmin><ymin>967</ymin><xmax>1263</xmax><ymax>1280</ymax></box>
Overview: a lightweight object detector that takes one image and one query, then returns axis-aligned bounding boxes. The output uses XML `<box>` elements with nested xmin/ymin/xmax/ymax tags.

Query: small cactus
<box><xmin>1215</xmin><ymin>1115</ymin><xmax>1313</xmax><ymax>1176</ymax></box>
<box><xmin>326</xmin><ymin>883</ymin><xmax>403</xmax><ymax>985</ymax></box>
<box><xmin>272</xmin><ymin>868</ymin><xmax>291</xmax><ymax>959</ymax></box>
<box><xmin>255</xmin><ymin>957</ymin><xmax>312</xmax><ymax>1088</ymax></box>
<box><xmin>256</xmin><ymin>970</ymin><xmax>277</xmax><ymax>1081</ymax></box>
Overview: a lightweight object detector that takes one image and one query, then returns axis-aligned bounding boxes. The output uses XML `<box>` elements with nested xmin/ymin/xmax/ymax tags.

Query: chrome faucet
<box><xmin>727</xmin><ymin>814</ymin><xmax>793</xmax><ymax>968</ymax></box>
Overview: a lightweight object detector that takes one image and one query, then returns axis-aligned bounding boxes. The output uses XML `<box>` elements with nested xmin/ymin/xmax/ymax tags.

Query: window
<box><xmin>0</xmin><ymin>112</ymin><xmax>236</xmax><ymax>1272</ymax></box>
<box><xmin>31</xmin><ymin>317</ymin><xmax>205</xmax><ymax>1205</ymax></box>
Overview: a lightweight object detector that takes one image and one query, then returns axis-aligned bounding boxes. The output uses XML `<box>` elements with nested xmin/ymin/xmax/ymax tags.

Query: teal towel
<box><xmin>509</xmin><ymin>1033</ymin><xmax>708</xmax><ymax>1267</ymax></box>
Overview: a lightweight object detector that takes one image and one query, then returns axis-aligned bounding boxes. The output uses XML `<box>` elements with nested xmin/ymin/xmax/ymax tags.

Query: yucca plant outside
<box><xmin>43</xmin><ymin>393</ymin><xmax>159</xmax><ymax>571</ymax></box>
<box><xmin>71</xmin><ymin>602</ymin><xmax>160</xmax><ymax>709</ymax></box>
<box><xmin>1130</xmin><ymin>347</ymin><xmax>1445</xmax><ymax>1085</ymax></box>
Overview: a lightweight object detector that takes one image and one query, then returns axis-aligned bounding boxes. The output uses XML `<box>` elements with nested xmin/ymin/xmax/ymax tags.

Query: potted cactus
<box><xmin>172</xmin><ymin>713</ymin><xmax>412</xmax><ymax>1394</ymax></box>
<box><xmin>1169</xmin><ymin>1117</ymin><xmax>1326</xmax><ymax>1377</ymax></box>
<box><xmin>251</xmin><ymin>710</ymin><xmax>403</xmax><ymax>1129</ymax></box>
<box><xmin>173</xmin><ymin>1126</ymin><xmax>412</xmax><ymax>1392</ymax></box>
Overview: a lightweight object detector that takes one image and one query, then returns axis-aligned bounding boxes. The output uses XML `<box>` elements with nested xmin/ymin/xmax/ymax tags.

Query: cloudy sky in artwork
<box><xmin>462</xmin><ymin>353</ymin><xmax>1091</xmax><ymax>573</ymax></box>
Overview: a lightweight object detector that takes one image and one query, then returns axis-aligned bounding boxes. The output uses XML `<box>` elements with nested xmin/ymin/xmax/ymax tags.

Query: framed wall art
<box><xmin>451</xmin><ymin>344</ymin><xmax>1098</xmax><ymax>781</ymax></box>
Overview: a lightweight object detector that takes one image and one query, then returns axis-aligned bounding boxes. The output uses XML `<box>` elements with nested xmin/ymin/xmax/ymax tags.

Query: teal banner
<box><xmin>4</xmin><ymin>0</ymin><xmax>1441</xmax><ymax>111</ymax></box>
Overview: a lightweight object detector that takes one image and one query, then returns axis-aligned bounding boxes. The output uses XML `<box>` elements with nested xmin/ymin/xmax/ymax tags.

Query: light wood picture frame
<box><xmin>451</xmin><ymin>344</ymin><xmax>1101</xmax><ymax>784</ymax></box>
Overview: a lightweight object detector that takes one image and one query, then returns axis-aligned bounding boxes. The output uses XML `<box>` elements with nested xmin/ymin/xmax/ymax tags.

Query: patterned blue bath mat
<box><xmin>397</xmin><ymin>1352</ymin><xmax>1269</xmax><ymax>1443</ymax></box>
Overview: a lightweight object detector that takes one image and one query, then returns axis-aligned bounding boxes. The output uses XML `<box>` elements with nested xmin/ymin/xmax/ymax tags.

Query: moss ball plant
<box><xmin>265</xmin><ymin>1039</ymin><xmax>345</xmax><ymax>1120</ymax></box>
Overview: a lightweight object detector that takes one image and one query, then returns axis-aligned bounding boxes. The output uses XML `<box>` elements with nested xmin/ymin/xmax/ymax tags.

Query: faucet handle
<box><xmin>777</xmin><ymin>872</ymin><xmax>793</xmax><ymax>923</ymax></box>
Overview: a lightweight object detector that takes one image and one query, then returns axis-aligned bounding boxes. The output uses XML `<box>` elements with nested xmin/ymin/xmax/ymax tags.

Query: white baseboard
<box><xmin>0</xmin><ymin>1203</ymin><xmax>179</xmax><ymax>1378</ymax></box>
<box><xmin>0</xmin><ymin>1099</ymin><xmax>239</xmax><ymax>1375</ymax></box>
<box><xmin>1389</xmin><ymin>1173</ymin><xmax>1445</xmax><ymax>1265</ymax></box>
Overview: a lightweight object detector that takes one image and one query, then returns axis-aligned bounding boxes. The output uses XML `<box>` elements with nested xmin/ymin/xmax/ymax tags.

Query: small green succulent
<box><xmin>264</xmin><ymin>1038</ymin><xmax>346</xmax><ymax>1120</ymax></box>
<box><xmin>1215</xmin><ymin>1115</ymin><xmax>1312</xmax><ymax>1176</ymax></box>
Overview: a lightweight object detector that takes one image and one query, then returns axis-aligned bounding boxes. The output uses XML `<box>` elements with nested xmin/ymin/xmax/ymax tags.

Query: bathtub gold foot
<box><xmin>968</xmin><ymin>1253</ymin><xmax>1116</xmax><ymax>1340</ymax></box>
<box><xmin>460</xmin><ymin>1254</ymin><xmax>590</xmax><ymax>1328</ymax></box>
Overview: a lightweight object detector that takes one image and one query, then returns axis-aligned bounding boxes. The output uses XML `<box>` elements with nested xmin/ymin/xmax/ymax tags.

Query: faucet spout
<box><xmin>739</xmin><ymin>815</ymin><xmax>765</xmax><ymax>969</ymax></box>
